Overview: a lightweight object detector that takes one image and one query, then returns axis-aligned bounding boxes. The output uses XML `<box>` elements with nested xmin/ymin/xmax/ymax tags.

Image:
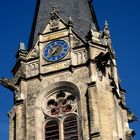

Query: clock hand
<box><xmin>48</xmin><ymin>46</ymin><xmax>59</xmax><ymax>58</ymax></box>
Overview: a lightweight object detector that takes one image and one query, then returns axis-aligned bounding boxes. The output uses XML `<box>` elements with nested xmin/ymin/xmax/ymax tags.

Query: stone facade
<box><xmin>0</xmin><ymin>1</ymin><xmax>135</xmax><ymax>140</ymax></box>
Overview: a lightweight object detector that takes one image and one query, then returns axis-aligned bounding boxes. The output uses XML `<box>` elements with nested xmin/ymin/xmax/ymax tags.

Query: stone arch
<box><xmin>35</xmin><ymin>81</ymin><xmax>80</xmax><ymax>106</ymax></box>
<box><xmin>34</xmin><ymin>81</ymin><xmax>81</xmax><ymax>140</ymax></box>
<box><xmin>78</xmin><ymin>52</ymin><xmax>83</xmax><ymax>64</ymax></box>
<box><xmin>82</xmin><ymin>50</ymin><xmax>87</xmax><ymax>63</ymax></box>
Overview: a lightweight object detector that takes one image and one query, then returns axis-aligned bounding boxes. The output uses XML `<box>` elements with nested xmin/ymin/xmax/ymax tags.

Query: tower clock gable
<box><xmin>28</xmin><ymin>0</ymin><xmax>99</xmax><ymax>50</ymax></box>
<box><xmin>26</xmin><ymin>7</ymin><xmax>87</xmax><ymax>76</ymax></box>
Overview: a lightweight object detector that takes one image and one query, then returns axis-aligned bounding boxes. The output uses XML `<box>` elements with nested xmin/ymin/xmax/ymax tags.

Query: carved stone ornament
<box><xmin>125</xmin><ymin>129</ymin><xmax>135</xmax><ymax>140</ymax></box>
<box><xmin>30</xmin><ymin>48</ymin><xmax>39</xmax><ymax>58</ymax></box>
<box><xmin>91</xmin><ymin>30</ymin><xmax>101</xmax><ymax>43</ymax></box>
<box><xmin>95</xmin><ymin>52</ymin><xmax>111</xmax><ymax>79</ymax></box>
<box><xmin>0</xmin><ymin>78</ymin><xmax>19</xmax><ymax>98</ymax></box>
<box><xmin>68</xmin><ymin>16</ymin><xmax>73</xmax><ymax>27</ymax></box>
<box><xmin>20</xmin><ymin>64</ymin><xmax>26</xmax><ymax>78</ymax></box>
<box><xmin>50</xmin><ymin>18</ymin><xmax>59</xmax><ymax>30</ymax></box>
<box><xmin>86</xmin><ymin>23</ymin><xmax>101</xmax><ymax>43</ymax></box>
<box><xmin>86</xmin><ymin>30</ymin><xmax>100</xmax><ymax>43</ymax></box>
<box><xmin>26</xmin><ymin>63</ymin><xmax>39</xmax><ymax>78</ymax></box>
<box><xmin>73</xmin><ymin>35</ymin><xmax>82</xmax><ymax>48</ymax></box>
<box><xmin>127</xmin><ymin>110</ymin><xmax>137</xmax><ymax>123</ymax></box>
<box><xmin>97</xmin><ymin>70</ymin><xmax>103</xmax><ymax>81</ymax></box>
<box><xmin>49</xmin><ymin>3</ymin><xmax>60</xmax><ymax>30</ymax></box>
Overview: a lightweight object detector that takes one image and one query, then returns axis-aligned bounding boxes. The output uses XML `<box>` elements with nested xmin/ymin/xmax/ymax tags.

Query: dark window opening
<box><xmin>64</xmin><ymin>115</ymin><xmax>79</xmax><ymax>140</ymax></box>
<box><xmin>45</xmin><ymin>120</ymin><xmax>59</xmax><ymax>140</ymax></box>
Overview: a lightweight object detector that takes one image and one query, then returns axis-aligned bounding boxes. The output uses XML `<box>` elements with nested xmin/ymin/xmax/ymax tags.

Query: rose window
<box><xmin>46</xmin><ymin>91</ymin><xmax>77</xmax><ymax>117</ymax></box>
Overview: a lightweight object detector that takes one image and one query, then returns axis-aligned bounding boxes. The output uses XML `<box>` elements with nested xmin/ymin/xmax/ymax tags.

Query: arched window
<box><xmin>44</xmin><ymin>89</ymin><xmax>80</xmax><ymax>140</ymax></box>
<box><xmin>45</xmin><ymin>120</ymin><xmax>59</xmax><ymax>140</ymax></box>
<box><xmin>64</xmin><ymin>115</ymin><xmax>79</xmax><ymax>140</ymax></box>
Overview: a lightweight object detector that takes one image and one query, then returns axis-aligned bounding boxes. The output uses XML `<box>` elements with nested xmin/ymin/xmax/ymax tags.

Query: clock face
<box><xmin>43</xmin><ymin>40</ymin><xmax>69</xmax><ymax>62</ymax></box>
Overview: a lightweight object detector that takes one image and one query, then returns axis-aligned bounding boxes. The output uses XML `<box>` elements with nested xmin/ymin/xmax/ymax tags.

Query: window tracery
<box><xmin>44</xmin><ymin>90</ymin><xmax>80</xmax><ymax>140</ymax></box>
<box><xmin>46</xmin><ymin>91</ymin><xmax>77</xmax><ymax>118</ymax></box>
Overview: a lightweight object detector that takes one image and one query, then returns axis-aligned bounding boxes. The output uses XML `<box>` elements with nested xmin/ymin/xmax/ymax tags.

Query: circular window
<box><xmin>45</xmin><ymin>90</ymin><xmax>77</xmax><ymax>117</ymax></box>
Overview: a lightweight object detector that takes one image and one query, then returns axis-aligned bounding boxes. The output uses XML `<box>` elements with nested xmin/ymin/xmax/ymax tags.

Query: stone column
<box><xmin>87</xmin><ymin>82</ymin><xmax>100</xmax><ymax>140</ymax></box>
<box><xmin>35</xmin><ymin>108</ymin><xmax>44</xmax><ymax>140</ymax></box>
<box><xmin>60</xmin><ymin>118</ymin><xmax>64</xmax><ymax>140</ymax></box>
<box><xmin>15</xmin><ymin>101</ymin><xmax>26</xmax><ymax>140</ymax></box>
<box><xmin>8</xmin><ymin>108</ymin><xmax>15</xmax><ymax>140</ymax></box>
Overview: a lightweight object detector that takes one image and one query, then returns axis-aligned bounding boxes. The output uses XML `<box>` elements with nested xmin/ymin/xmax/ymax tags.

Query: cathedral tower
<box><xmin>0</xmin><ymin>0</ymin><xmax>135</xmax><ymax>140</ymax></box>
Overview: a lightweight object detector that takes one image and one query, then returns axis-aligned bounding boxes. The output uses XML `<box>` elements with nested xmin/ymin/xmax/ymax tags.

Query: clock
<box><xmin>43</xmin><ymin>40</ymin><xmax>69</xmax><ymax>62</ymax></box>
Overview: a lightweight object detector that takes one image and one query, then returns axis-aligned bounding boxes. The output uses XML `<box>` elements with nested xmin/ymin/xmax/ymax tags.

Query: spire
<box><xmin>28</xmin><ymin>0</ymin><xmax>99</xmax><ymax>50</ymax></box>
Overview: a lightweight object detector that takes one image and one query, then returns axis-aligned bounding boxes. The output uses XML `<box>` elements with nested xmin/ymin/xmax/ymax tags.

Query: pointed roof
<box><xmin>28</xmin><ymin>0</ymin><xmax>99</xmax><ymax>50</ymax></box>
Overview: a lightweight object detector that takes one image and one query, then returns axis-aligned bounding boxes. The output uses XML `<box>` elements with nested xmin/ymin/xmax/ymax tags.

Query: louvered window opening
<box><xmin>64</xmin><ymin>116</ymin><xmax>79</xmax><ymax>140</ymax></box>
<box><xmin>45</xmin><ymin>120</ymin><xmax>59</xmax><ymax>140</ymax></box>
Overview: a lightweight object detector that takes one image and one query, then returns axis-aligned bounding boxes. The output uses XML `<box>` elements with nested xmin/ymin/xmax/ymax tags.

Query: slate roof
<box><xmin>28</xmin><ymin>0</ymin><xmax>99</xmax><ymax>50</ymax></box>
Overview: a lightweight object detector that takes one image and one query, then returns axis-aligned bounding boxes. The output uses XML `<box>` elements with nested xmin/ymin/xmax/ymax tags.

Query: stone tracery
<box><xmin>46</xmin><ymin>91</ymin><xmax>77</xmax><ymax>117</ymax></box>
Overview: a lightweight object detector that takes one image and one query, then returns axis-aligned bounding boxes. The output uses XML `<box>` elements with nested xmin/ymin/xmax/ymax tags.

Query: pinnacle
<box><xmin>19</xmin><ymin>42</ymin><xmax>26</xmax><ymax>50</ymax></box>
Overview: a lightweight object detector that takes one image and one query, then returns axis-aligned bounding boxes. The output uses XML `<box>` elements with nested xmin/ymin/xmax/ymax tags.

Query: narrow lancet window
<box><xmin>64</xmin><ymin>115</ymin><xmax>79</xmax><ymax>140</ymax></box>
<box><xmin>45</xmin><ymin>120</ymin><xmax>59</xmax><ymax>140</ymax></box>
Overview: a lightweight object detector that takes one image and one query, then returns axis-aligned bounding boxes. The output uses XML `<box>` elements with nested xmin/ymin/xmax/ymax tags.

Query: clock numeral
<box><xmin>63</xmin><ymin>49</ymin><xmax>68</xmax><ymax>52</ymax></box>
<box><xmin>61</xmin><ymin>42</ymin><xmax>65</xmax><ymax>46</ymax></box>
<box><xmin>51</xmin><ymin>56</ymin><xmax>56</xmax><ymax>61</ymax></box>
<box><xmin>57</xmin><ymin>41</ymin><xmax>61</xmax><ymax>45</ymax></box>
<box><xmin>61</xmin><ymin>53</ymin><xmax>65</xmax><ymax>57</ymax></box>
<box><xmin>63</xmin><ymin>45</ymin><xmax>67</xmax><ymax>48</ymax></box>
<box><xmin>47</xmin><ymin>45</ymin><xmax>51</xmax><ymax>49</ymax></box>
<box><xmin>51</xmin><ymin>42</ymin><xmax>55</xmax><ymax>46</ymax></box>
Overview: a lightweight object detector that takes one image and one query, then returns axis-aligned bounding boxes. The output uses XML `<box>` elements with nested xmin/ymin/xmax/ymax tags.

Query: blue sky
<box><xmin>0</xmin><ymin>0</ymin><xmax>140</xmax><ymax>139</ymax></box>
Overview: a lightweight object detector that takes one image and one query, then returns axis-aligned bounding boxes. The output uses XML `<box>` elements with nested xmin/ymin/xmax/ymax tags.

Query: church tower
<box><xmin>0</xmin><ymin>0</ymin><xmax>135</xmax><ymax>140</ymax></box>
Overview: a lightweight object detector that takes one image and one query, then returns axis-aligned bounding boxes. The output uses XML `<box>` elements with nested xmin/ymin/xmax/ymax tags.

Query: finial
<box><xmin>68</xmin><ymin>16</ymin><xmax>73</xmax><ymax>27</ymax></box>
<box><xmin>51</xmin><ymin>3</ymin><xmax>59</xmax><ymax>15</ymax></box>
<box><xmin>101</xmin><ymin>20</ymin><xmax>114</xmax><ymax>51</ymax></box>
<box><xmin>50</xmin><ymin>3</ymin><xmax>59</xmax><ymax>20</ymax></box>
<box><xmin>103</xmin><ymin>20</ymin><xmax>110</xmax><ymax>37</ymax></box>
<box><xmin>104</xmin><ymin>20</ymin><xmax>109</xmax><ymax>27</ymax></box>
<box><xmin>52</xmin><ymin>3</ymin><xmax>56</xmax><ymax>13</ymax></box>
<box><xmin>49</xmin><ymin>3</ymin><xmax>60</xmax><ymax>30</ymax></box>
<box><xmin>19</xmin><ymin>42</ymin><xmax>25</xmax><ymax>50</ymax></box>
<box><xmin>68</xmin><ymin>16</ymin><xmax>72</xmax><ymax>22</ymax></box>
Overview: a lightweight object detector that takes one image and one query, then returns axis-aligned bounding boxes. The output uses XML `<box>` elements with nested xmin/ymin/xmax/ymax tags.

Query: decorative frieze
<box><xmin>43</xmin><ymin>60</ymin><xmax>70</xmax><ymax>74</ymax></box>
<box><xmin>26</xmin><ymin>63</ymin><xmax>39</xmax><ymax>78</ymax></box>
<box><xmin>73</xmin><ymin>49</ymin><xmax>87</xmax><ymax>65</ymax></box>
<box><xmin>42</xmin><ymin>31</ymin><xmax>68</xmax><ymax>42</ymax></box>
